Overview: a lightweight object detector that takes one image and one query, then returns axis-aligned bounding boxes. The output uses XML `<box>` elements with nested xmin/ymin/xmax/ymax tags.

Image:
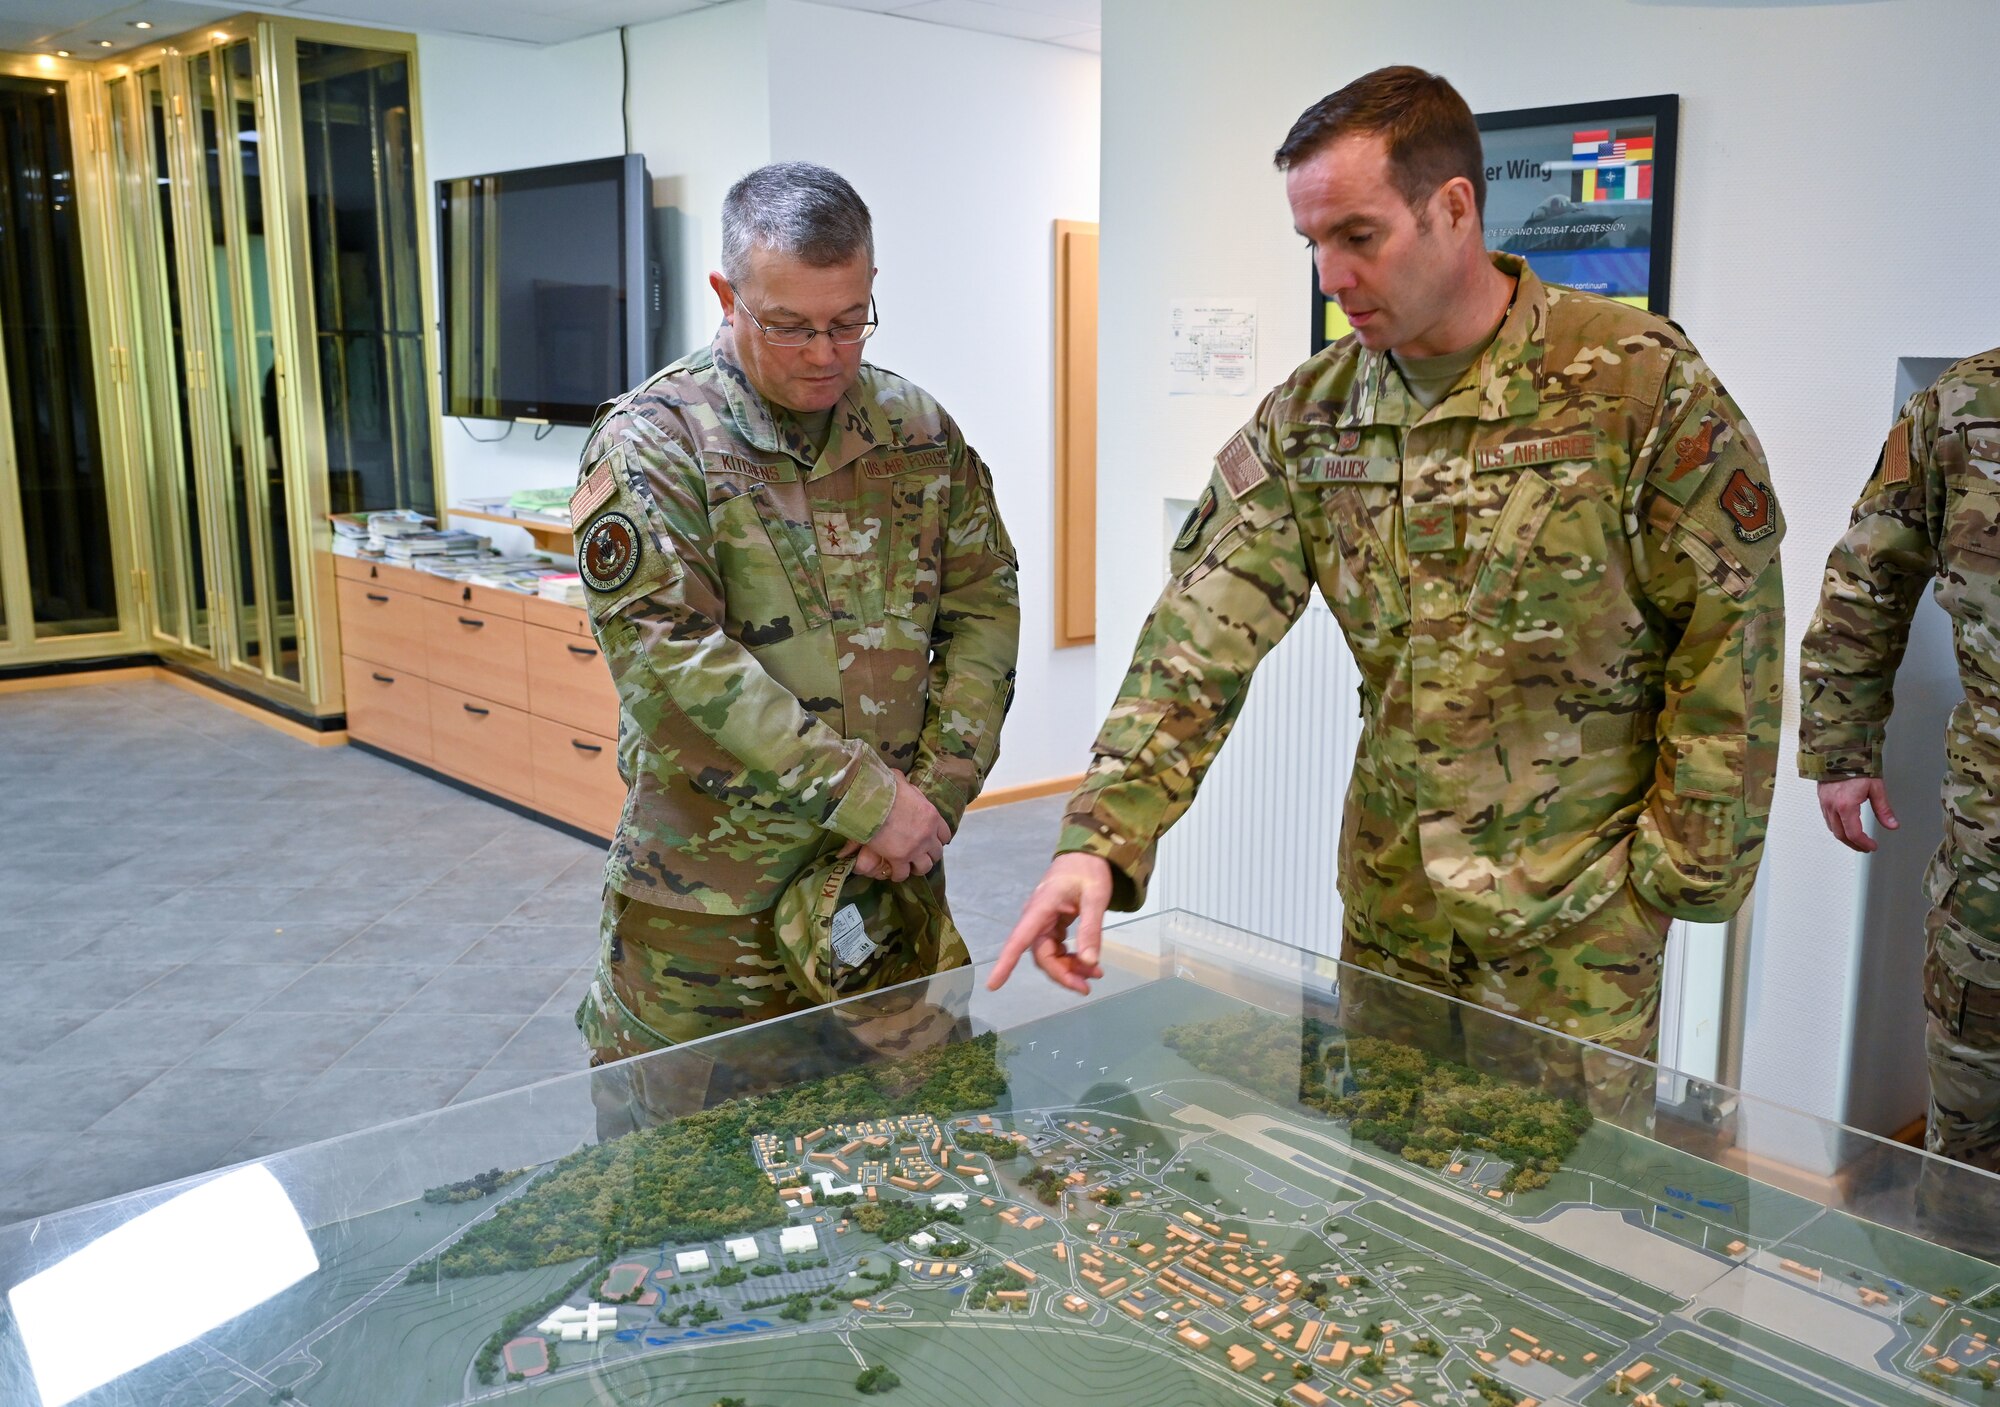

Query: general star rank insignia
<box><xmin>579</xmin><ymin>511</ymin><xmax>642</xmax><ymax>592</ymax></box>
<box><xmin>1720</xmin><ymin>468</ymin><xmax>1776</xmax><ymax>543</ymax></box>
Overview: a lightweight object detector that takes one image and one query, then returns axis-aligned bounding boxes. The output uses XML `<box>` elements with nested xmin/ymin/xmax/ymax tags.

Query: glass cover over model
<box><xmin>1</xmin><ymin>912</ymin><xmax>1994</xmax><ymax>1406</ymax></box>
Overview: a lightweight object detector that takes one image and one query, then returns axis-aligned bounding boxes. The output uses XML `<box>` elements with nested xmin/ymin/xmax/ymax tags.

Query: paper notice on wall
<box><xmin>1168</xmin><ymin>299</ymin><xmax>1256</xmax><ymax>395</ymax></box>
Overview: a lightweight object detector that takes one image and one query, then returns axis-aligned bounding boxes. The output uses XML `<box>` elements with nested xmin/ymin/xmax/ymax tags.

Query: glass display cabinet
<box><xmin>88</xmin><ymin>15</ymin><xmax>441</xmax><ymax>718</ymax></box>
<box><xmin>3</xmin><ymin>911</ymin><xmax>1995</xmax><ymax>1407</ymax></box>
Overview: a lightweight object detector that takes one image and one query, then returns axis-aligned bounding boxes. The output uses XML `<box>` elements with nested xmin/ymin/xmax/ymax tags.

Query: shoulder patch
<box><xmin>1216</xmin><ymin>431</ymin><xmax>1270</xmax><ymax>500</ymax></box>
<box><xmin>572</xmin><ymin>462</ymin><xmax>616</xmax><ymax>522</ymax></box>
<box><xmin>1883</xmin><ymin>418</ymin><xmax>1912</xmax><ymax>486</ymax></box>
<box><xmin>579</xmin><ymin>511</ymin><xmax>643</xmax><ymax>593</ymax></box>
<box><xmin>1174</xmin><ymin>486</ymin><xmax>1217</xmax><ymax>552</ymax></box>
<box><xmin>1720</xmin><ymin>468</ymin><xmax>1778</xmax><ymax>543</ymax></box>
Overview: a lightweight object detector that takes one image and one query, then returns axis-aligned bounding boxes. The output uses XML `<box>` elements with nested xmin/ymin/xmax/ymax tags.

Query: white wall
<box><xmin>766</xmin><ymin>0</ymin><xmax>1101</xmax><ymax>789</ymax></box>
<box><xmin>417</xmin><ymin>29</ymin><xmax>624</xmax><ymax>551</ymax></box>
<box><xmin>414</xmin><ymin>1</ymin><xmax>1099</xmax><ymax>790</ymax></box>
<box><xmin>624</xmin><ymin>0</ymin><xmax>773</xmax><ymax>362</ymax></box>
<box><xmin>1096</xmin><ymin>0</ymin><xmax>2000</xmax><ymax>1126</ymax></box>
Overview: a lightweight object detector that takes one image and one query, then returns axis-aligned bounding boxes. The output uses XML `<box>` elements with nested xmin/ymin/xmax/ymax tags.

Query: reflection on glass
<box><xmin>109</xmin><ymin>74</ymin><xmax>202</xmax><ymax>650</ymax></box>
<box><xmin>144</xmin><ymin>69</ymin><xmax>210</xmax><ymax>650</ymax></box>
<box><xmin>0</xmin><ymin>913</ymin><xmax>1991</xmax><ymax>1406</ymax></box>
<box><xmin>228</xmin><ymin>39</ymin><xmax>298</xmax><ymax>682</ymax></box>
<box><xmin>197</xmin><ymin>43</ymin><xmax>300</xmax><ymax>682</ymax></box>
<box><xmin>192</xmin><ymin>50</ymin><xmax>257</xmax><ymax>673</ymax></box>
<box><xmin>0</xmin><ymin>77</ymin><xmax>116</xmax><ymax>638</ymax></box>
<box><xmin>8</xmin><ymin>1165</ymin><xmax>317</xmax><ymax>1407</ymax></box>
<box><xmin>298</xmin><ymin>39</ymin><xmax>434</xmax><ymax>517</ymax></box>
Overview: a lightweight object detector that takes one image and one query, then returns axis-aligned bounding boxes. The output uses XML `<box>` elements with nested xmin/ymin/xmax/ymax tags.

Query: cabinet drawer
<box><xmin>336</xmin><ymin>575</ymin><xmax>428</xmax><ymax>674</ymax></box>
<box><xmin>525</xmin><ymin>623</ymin><xmax>619</xmax><ymax>734</ymax></box>
<box><xmin>522</xmin><ymin>594</ymin><xmax>591</xmax><ymax>636</ymax></box>
<box><xmin>420</xmin><ymin>574</ymin><xmax>525</xmax><ymax>619</ymax></box>
<box><xmin>429</xmin><ymin>683</ymin><xmax>533</xmax><ymax>802</ymax></box>
<box><xmin>530</xmin><ymin>715</ymin><xmax>625</xmax><ymax>836</ymax></box>
<box><xmin>423</xmin><ymin>599</ymin><xmax>528</xmax><ymax>709</ymax></box>
<box><xmin>342</xmin><ymin>658</ymin><xmax>432</xmax><ymax>762</ymax></box>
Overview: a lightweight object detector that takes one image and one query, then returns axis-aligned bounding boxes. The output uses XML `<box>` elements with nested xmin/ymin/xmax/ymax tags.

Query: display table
<box><xmin>3</xmin><ymin>911</ymin><xmax>1995</xmax><ymax>1407</ymax></box>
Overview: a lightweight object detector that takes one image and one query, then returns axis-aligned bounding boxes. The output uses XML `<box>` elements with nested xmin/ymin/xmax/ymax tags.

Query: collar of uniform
<box><xmin>709</xmin><ymin>327</ymin><xmax>897</xmax><ymax>479</ymax></box>
<box><xmin>709</xmin><ymin>328</ymin><xmax>792</xmax><ymax>457</ymax></box>
<box><xmin>811</xmin><ymin>371</ymin><xmax>901</xmax><ymax>480</ymax></box>
<box><xmin>1335</xmin><ymin>252</ymin><xmax>1547</xmax><ymax>430</ymax></box>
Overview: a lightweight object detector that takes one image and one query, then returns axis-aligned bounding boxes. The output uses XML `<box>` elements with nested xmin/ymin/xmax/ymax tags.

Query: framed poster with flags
<box><xmin>1312</xmin><ymin>93</ymin><xmax>1679</xmax><ymax>353</ymax></box>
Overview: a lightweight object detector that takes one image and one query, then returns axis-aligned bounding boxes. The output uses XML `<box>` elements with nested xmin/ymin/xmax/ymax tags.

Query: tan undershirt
<box><xmin>1392</xmin><ymin>324</ymin><xmax>1501</xmax><ymax>412</ymax></box>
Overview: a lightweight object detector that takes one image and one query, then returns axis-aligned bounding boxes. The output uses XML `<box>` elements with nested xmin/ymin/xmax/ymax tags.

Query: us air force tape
<box><xmin>579</xmin><ymin>510</ymin><xmax>642</xmax><ymax>593</ymax></box>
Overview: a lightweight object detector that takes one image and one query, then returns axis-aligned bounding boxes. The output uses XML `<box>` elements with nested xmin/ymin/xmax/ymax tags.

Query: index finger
<box><xmin>987</xmin><ymin>893</ymin><xmax>1065</xmax><ymax>990</ymax></box>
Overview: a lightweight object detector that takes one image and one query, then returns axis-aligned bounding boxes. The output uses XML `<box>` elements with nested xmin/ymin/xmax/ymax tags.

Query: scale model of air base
<box><xmin>124</xmin><ymin>978</ymin><xmax>2000</xmax><ymax>1407</ymax></box>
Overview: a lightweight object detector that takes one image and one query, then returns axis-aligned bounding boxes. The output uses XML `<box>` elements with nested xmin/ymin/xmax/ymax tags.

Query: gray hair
<box><xmin>720</xmin><ymin>162</ymin><xmax>874</xmax><ymax>287</ymax></box>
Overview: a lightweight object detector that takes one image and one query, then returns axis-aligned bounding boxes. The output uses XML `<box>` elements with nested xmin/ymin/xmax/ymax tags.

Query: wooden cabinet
<box><xmin>525</xmin><ymin>623</ymin><xmax>619</xmax><ymax>733</ymax></box>
<box><xmin>334</xmin><ymin>558</ymin><xmax>620</xmax><ymax>838</ymax></box>
<box><xmin>530</xmin><ymin>715</ymin><xmax>626</xmax><ymax>833</ymax></box>
<box><xmin>424</xmin><ymin>599</ymin><xmax>529</xmax><ymax>709</ymax></box>
<box><xmin>429</xmin><ymin>682</ymin><xmax>534</xmax><ymax>802</ymax></box>
<box><xmin>341</xmin><ymin>656</ymin><xmax>432</xmax><ymax>762</ymax></box>
<box><xmin>335</xmin><ymin>576</ymin><xmax>428</xmax><ymax>675</ymax></box>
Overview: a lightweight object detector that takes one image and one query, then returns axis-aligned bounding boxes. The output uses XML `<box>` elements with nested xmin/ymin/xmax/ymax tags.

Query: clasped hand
<box><xmin>841</xmin><ymin>773</ymin><xmax>951</xmax><ymax>882</ymax></box>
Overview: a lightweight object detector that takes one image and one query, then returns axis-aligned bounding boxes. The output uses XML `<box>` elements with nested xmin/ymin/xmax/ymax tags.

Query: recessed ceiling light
<box><xmin>97</xmin><ymin>39</ymin><xmax>115</xmax><ymax>48</ymax></box>
<box><xmin>211</xmin><ymin>30</ymin><xmax>229</xmax><ymax>40</ymax></box>
<box><xmin>133</xmin><ymin>20</ymin><xmax>153</xmax><ymax>28</ymax></box>
<box><xmin>54</xmin><ymin>48</ymin><xmax>70</xmax><ymax>57</ymax></box>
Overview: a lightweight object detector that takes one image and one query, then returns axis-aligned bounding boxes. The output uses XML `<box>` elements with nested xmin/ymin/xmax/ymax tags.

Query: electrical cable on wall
<box><xmin>454</xmin><ymin>418</ymin><xmax>513</xmax><ymax>445</ymax></box>
<box><xmin>620</xmin><ymin>26</ymin><xmax>632</xmax><ymax>156</ymax></box>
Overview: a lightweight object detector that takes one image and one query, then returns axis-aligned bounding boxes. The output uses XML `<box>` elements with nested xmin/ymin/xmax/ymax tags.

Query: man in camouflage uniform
<box><xmin>572</xmin><ymin>163</ymin><xmax>1019</xmax><ymax>1118</ymax></box>
<box><xmin>1799</xmin><ymin>349</ymin><xmax>2000</xmax><ymax>1209</ymax></box>
<box><xmin>992</xmin><ymin>68</ymin><xmax>1785</xmax><ymax>1115</ymax></box>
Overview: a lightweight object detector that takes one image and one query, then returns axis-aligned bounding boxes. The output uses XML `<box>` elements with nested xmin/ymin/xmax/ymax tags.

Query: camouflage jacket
<box><xmin>1798</xmin><ymin>349</ymin><xmax>2000</xmax><ymax>920</ymax></box>
<box><xmin>1060</xmin><ymin>256</ymin><xmax>1786</xmax><ymax>955</ymax></box>
<box><xmin>574</xmin><ymin>333</ymin><xmax>1020</xmax><ymax>914</ymax></box>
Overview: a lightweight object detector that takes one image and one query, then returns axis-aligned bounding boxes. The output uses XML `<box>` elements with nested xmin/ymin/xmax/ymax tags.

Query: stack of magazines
<box><xmin>537</xmin><ymin>574</ymin><xmax>586</xmax><ymax>608</ymax></box>
<box><xmin>382</xmin><ymin>528</ymin><xmax>492</xmax><ymax>562</ymax></box>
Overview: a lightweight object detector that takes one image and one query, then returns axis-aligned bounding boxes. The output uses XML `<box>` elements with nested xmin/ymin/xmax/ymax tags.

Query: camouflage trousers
<box><xmin>1922</xmin><ymin>904</ymin><xmax>2000</xmax><ymax>1171</ymax></box>
<box><xmin>580</xmin><ymin>887</ymin><xmax>971</xmax><ymax>1139</ymax></box>
<box><xmin>1339</xmin><ymin>879</ymin><xmax>1670</xmax><ymax>1124</ymax></box>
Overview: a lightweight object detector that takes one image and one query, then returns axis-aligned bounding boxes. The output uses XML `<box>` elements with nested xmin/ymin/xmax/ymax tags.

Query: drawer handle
<box><xmin>570</xmin><ymin>739</ymin><xmax>603</xmax><ymax>754</ymax></box>
<box><xmin>370</xmin><ymin>672</ymin><xmax>395</xmax><ymax>684</ymax></box>
<box><xmin>462</xmin><ymin>703</ymin><xmax>490</xmax><ymax>717</ymax></box>
<box><xmin>365</xmin><ymin>592</ymin><xmax>389</xmax><ymax>603</ymax></box>
<box><xmin>456</xmin><ymin>615</ymin><xmax>485</xmax><ymax>629</ymax></box>
<box><xmin>566</xmin><ymin>644</ymin><xmax>599</xmax><ymax>659</ymax></box>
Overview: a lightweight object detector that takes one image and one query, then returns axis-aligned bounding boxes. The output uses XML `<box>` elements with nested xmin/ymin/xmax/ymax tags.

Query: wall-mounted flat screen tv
<box><xmin>438</xmin><ymin>154</ymin><xmax>661</xmax><ymax>426</ymax></box>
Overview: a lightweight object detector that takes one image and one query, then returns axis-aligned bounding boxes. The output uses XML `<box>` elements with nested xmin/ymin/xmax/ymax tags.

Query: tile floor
<box><xmin>0</xmin><ymin>678</ymin><xmax>1065</xmax><ymax>1225</ymax></box>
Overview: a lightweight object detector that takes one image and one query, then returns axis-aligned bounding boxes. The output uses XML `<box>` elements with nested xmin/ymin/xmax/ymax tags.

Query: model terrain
<box><xmin>47</xmin><ymin>978</ymin><xmax>2000</xmax><ymax>1406</ymax></box>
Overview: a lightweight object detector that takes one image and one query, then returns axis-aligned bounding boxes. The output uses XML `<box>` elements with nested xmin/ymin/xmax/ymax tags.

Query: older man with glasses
<box><xmin>569</xmin><ymin>162</ymin><xmax>1020</xmax><ymax>1123</ymax></box>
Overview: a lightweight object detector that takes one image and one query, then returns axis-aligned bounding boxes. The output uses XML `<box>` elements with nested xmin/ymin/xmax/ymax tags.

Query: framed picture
<box><xmin>1312</xmin><ymin>93</ymin><xmax>1680</xmax><ymax>353</ymax></box>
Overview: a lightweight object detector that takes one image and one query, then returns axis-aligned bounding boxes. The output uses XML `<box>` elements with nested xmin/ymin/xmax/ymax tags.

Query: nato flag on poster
<box><xmin>1480</xmin><ymin>115</ymin><xmax>1662</xmax><ymax>307</ymax></box>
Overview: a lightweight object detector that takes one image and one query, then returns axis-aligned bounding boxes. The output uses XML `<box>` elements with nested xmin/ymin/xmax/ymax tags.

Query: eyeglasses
<box><xmin>731</xmin><ymin>289</ymin><xmax>879</xmax><ymax>348</ymax></box>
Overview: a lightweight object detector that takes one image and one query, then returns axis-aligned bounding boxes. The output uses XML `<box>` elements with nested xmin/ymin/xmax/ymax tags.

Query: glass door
<box><xmin>106</xmin><ymin>69</ymin><xmax>211</xmax><ymax>654</ymax></box>
<box><xmin>293</xmin><ymin>38</ymin><xmax>435</xmax><ymax>517</ymax></box>
<box><xmin>187</xmin><ymin>39</ymin><xmax>301</xmax><ymax>686</ymax></box>
<box><xmin>0</xmin><ymin>72</ymin><xmax>125</xmax><ymax>650</ymax></box>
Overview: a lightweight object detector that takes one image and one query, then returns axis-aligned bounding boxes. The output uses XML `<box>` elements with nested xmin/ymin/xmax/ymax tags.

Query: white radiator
<box><xmin>1139</xmin><ymin>590</ymin><xmax>1721</xmax><ymax>1080</ymax></box>
<box><xmin>1146</xmin><ymin>596</ymin><xmax>1358</xmax><ymax>957</ymax></box>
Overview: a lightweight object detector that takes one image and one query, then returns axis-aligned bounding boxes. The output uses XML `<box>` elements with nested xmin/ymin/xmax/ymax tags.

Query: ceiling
<box><xmin>0</xmin><ymin>0</ymin><xmax>1099</xmax><ymax>56</ymax></box>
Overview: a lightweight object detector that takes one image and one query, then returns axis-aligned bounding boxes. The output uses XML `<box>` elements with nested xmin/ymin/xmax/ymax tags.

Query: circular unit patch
<box><xmin>580</xmin><ymin>511</ymin><xmax>642</xmax><ymax>593</ymax></box>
